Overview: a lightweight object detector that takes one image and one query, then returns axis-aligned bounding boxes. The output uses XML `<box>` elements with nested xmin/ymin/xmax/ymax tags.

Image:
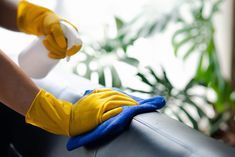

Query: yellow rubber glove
<box><xmin>26</xmin><ymin>89</ymin><xmax>138</xmax><ymax>136</ymax></box>
<box><xmin>17</xmin><ymin>0</ymin><xmax>82</xmax><ymax>59</ymax></box>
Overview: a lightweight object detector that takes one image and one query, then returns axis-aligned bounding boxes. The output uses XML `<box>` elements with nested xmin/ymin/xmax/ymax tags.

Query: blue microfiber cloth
<box><xmin>66</xmin><ymin>89</ymin><xmax>166</xmax><ymax>151</ymax></box>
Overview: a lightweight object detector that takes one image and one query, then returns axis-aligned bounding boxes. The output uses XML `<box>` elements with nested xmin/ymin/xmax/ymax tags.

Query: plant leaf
<box><xmin>137</xmin><ymin>73</ymin><xmax>154</xmax><ymax>87</ymax></box>
<box><xmin>127</xmin><ymin>87</ymin><xmax>153</xmax><ymax>94</ymax></box>
<box><xmin>119</xmin><ymin>57</ymin><xmax>139</xmax><ymax>66</ymax></box>
<box><xmin>183</xmin><ymin>43</ymin><xmax>197</xmax><ymax>60</ymax></box>
<box><xmin>179</xmin><ymin>105</ymin><xmax>199</xmax><ymax>130</ymax></box>
<box><xmin>98</xmin><ymin>67</ymin><xmax>106</xmax><ymax>86</ymax></box>
<box><xmin>115</xmin><ymin>17</ymin><xmax>125</xmax><ymax>31</ymax></box>
<box><xmin>110</xmin><ymin>66</ymin><xmax>122</xmax><ymax>88</ymax></box>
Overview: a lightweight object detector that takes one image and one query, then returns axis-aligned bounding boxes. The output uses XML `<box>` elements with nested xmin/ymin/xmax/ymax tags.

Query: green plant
<box><xmin>128</xmin><ymin>0</ymin><xmax>235</xmax><ymax>139</ymax></box>
<box><xmin>128</xmin><ymin>66</ymin><xmax>226</xmax><ymax>135</ymax></box>
<box><xmin>171</xmin><ymin>0</ymin><xmax>235</xmax><ymax>112</ymax></box>
<box><xmin>73</xmin><ymin>0</ymin><xmax>235</xmax><ymax>144</ymax></box>
<box><xmin>73</xmin><ymin>11</ymin><xmax>175</xmax><ymax>87</ymax></box>
<box><xmin>128</xmin><ymin>0</ymin><xmax>235</xmax><ymax>136</ymax></box>
<box><xmin>170</xmin><ymin>0</ymin><xmax>235</xmax><ymax>143</ymax></box>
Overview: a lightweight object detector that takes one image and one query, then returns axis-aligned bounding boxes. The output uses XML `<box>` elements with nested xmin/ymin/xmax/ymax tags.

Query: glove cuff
<box><xmin>25</xmin><ymin>89</ymin><xmax>73</xmax><ymax>136</ymax></box>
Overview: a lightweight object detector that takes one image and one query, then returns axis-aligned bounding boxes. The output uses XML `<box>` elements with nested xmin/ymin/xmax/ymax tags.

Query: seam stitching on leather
<box><xmin>133</xmin><ymin>117</ymin><xmax>194</xmax><ymax>156</ymax></box>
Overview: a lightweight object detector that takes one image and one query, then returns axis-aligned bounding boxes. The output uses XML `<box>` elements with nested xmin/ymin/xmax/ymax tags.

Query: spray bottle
<box><xmin>18</xmin><ymin>21</ymin><xmax>82</xmax><ymax>79</ymax></box>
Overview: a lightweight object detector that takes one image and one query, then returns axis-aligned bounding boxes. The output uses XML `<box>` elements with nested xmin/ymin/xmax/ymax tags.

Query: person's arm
<box><xmin>0</xmin><ymin>0</ymin><xmax>19</xmax><ymax>31</ymax></box>
<box><xmin>0</xmin><ymin>47</ymin><xmax>139</xmax><ymax>136</ymax></box>
<box><xmin>0</xmin><ymin>0</ymin><xmax>138</xmax><ymax>137</ymax></box>
<box><xmin>0</xmin><ymin>49</ymin><xmax>138</xmax><ymax>136</ymax></box>
<box><xmin>0</xmin><ymin>50</ymin><xmax>39</xmax><ymax>115</ymax></box>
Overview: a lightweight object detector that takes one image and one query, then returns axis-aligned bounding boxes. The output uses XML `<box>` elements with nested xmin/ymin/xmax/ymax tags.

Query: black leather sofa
<box><xmin>1</xmin><ymin>70</ymin><xmax>235</xmax><ymax>157</ymax></box>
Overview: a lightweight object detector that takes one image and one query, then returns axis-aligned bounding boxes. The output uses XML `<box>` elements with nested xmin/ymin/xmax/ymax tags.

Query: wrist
<box><xmin>25</xmin><ymin>89</ymin><xmax>73</xmax><ymax>136</ymax></box>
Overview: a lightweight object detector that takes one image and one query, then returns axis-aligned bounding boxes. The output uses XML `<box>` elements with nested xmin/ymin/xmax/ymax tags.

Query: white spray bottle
<box><xmin>18</xmin><ymin>21</ymin><xmax>82</xmax><ymax>79</ymax></box>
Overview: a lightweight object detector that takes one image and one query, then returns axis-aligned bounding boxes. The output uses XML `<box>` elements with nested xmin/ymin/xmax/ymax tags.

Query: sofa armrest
<box><xmin>33</xmin><ymin>70</ymin><xmax>235</xmax><ymax>157</ymax></box>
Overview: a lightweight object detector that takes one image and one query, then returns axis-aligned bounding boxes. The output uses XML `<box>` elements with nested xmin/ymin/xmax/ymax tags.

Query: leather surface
<box><xmin>32</xmin><ymin>70</ymin><xmax>235</xmax><ymax>157</ymax></box>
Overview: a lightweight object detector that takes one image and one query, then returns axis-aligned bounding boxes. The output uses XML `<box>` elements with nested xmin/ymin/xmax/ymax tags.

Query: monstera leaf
<box><xmin>73</xmin><ymin>49</ymin><xmax>139</xmax><ymax>88</ymax></box>
<box><xmin>128</xmin><ymin>66</ymin><xmax>226</xmax><ymax>135</ymax></box>
<box><xmin>73</xmin><ymin>12</ymin><xmax>176</xmax><ymax>87</ymax></box>
<box><xmin>171</xmin><ymin>0</ymin><xmax>234</xmax><ymax>112</ymax></box>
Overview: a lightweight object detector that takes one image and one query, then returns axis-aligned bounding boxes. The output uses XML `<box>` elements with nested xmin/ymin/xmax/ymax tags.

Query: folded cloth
<box><xmin>66</xmin><ymin>89</ymin><xmax>166</xmax><ymax>151</ymax></box>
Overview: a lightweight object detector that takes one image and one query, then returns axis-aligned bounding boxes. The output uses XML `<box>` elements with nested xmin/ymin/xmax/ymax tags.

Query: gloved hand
<box><xmin>25</xmin><ymin>88</ymin><xmax>138</xmax><ymax>136</ymax></box>
<box><xmin>67</xmin><ymin>88</ymin><xmax>166</xmax><ymax>150</ymax></box>
<box><xmin>17</xmin><ymin>0</ymin><xmax>82</xmax><ymax>59</ymax></box>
